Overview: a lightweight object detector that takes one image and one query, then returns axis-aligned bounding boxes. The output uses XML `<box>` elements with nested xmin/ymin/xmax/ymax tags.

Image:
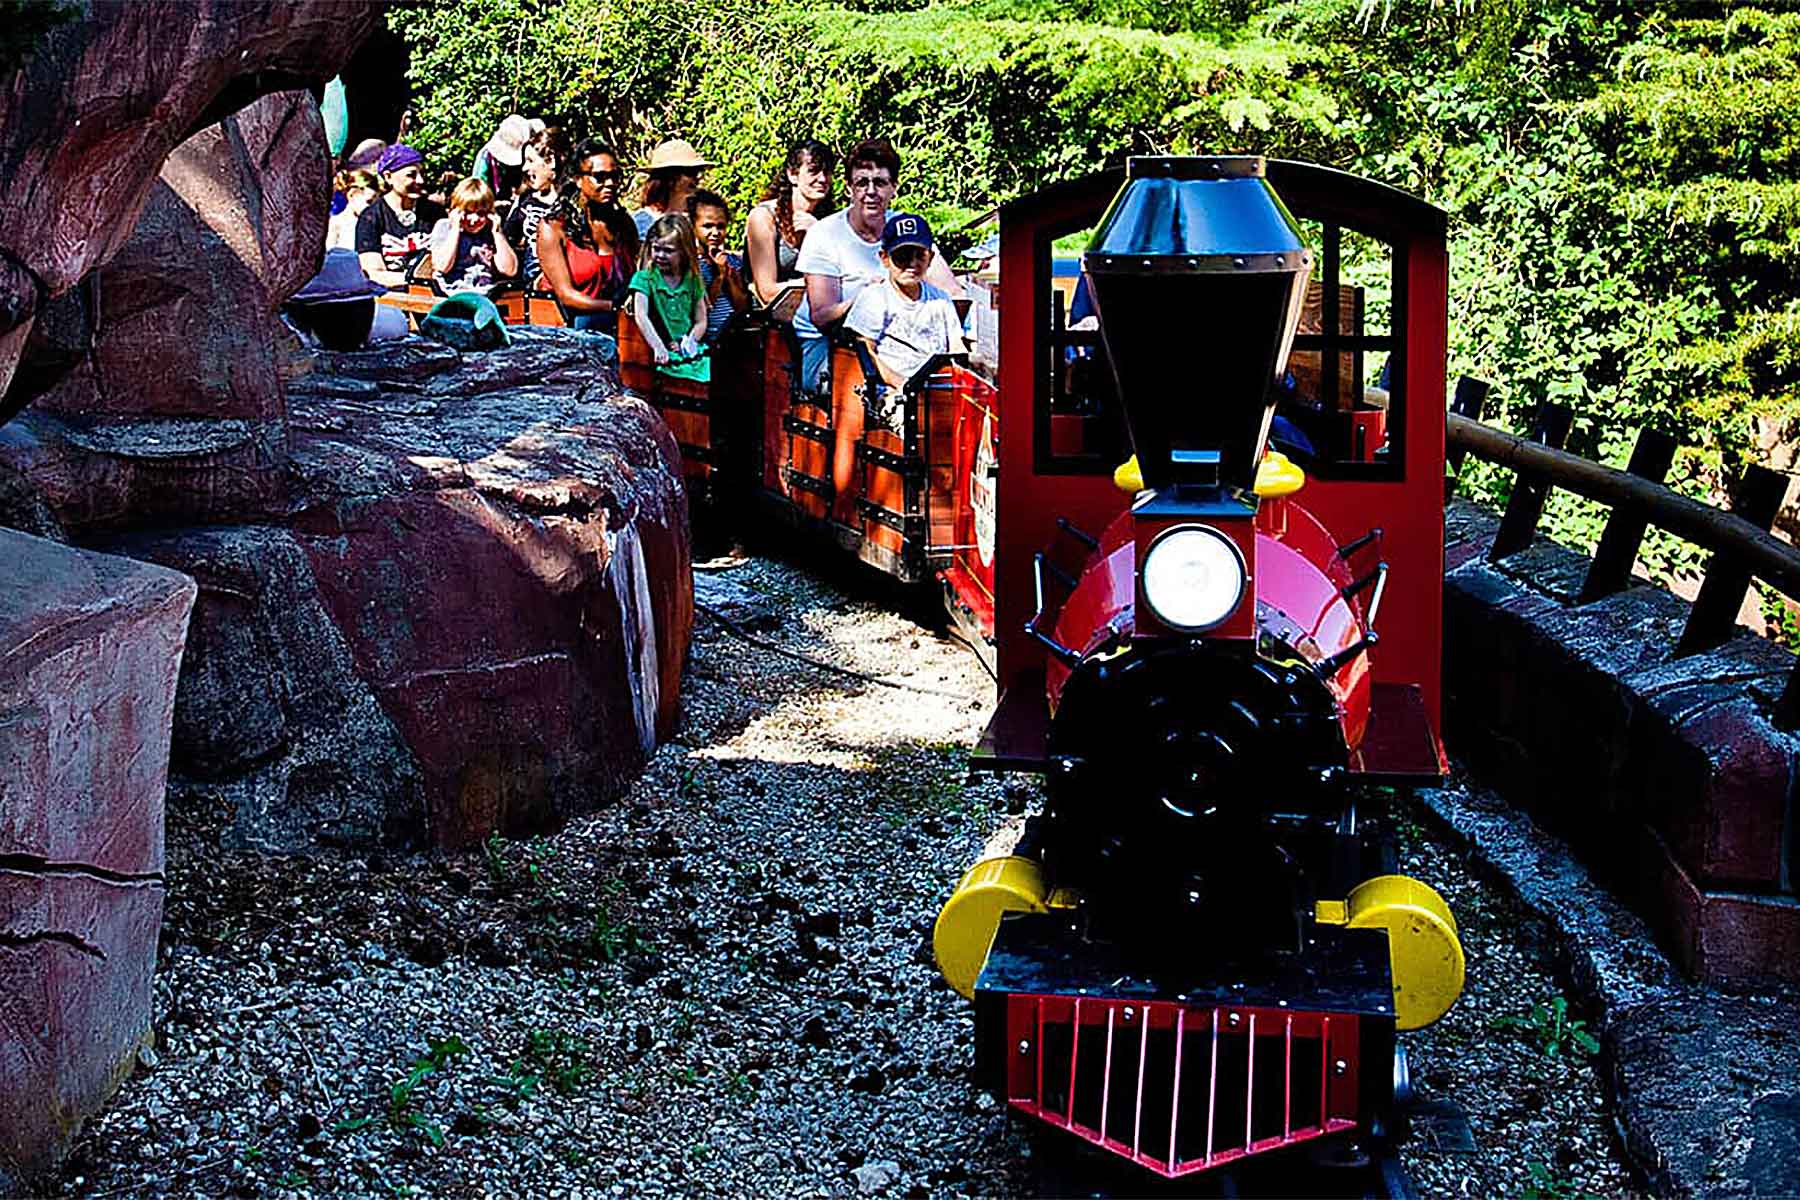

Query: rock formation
<box><xmin>97</xmin><ymin>329</ymin><xmax>692</xmax><ymax>853</ymax></box>
<box><xmin>3</xmin><ymin>86</ymin><xmax>328</xmax><ymax>533</ymax></box>
<box><xmin>0</xmin><ymin>5</ymin><xmax>383</xmax><ymax>1189</ymax></box>
<box><xmin>0</xmin><ymin>0</ymin><xmax>692</xmax><ymax>1184</ymax></box>
<box><xmin>0</xmin><ymin>532</ymin><xmax>195</xmax><ymax>1191</ymax></box>
<box><xmin>0</xmin><ymin>88</ymin><xmax>696</xmax><ymax>851</ymax></box>
<box><xmin>0</xmin><ymin>0</ymin><xmax>380</xmax><ymax>407</ymax></box>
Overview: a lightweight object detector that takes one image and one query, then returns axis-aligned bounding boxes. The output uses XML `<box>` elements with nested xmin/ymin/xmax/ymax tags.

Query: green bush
<box><xmin>398</xmin><ymin>0</ymin><xmax>1347</xmax><ymax>225</ymax></box>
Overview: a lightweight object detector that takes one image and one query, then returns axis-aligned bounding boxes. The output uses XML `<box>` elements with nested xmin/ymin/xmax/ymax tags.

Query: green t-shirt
<box><xmin>627</xmin><ymin>267</ymin><xmax>710</xmax><ymax>382</ymax></box>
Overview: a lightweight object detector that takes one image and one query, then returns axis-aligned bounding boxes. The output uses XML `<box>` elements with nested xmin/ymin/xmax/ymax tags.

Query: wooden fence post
<box><xmin>1577</xmin><ymin>428</ymin><xmax>1680</xmax><ymax>603</ymax></box>
<box><xmin>1444</xmin><ymin>376</ymin><xmax>1490</xmax><ymax>502</ymax></box>
<box><xmin>1676</xmin><ymin>465</ymin><xmax>1792</xmax><ymax>656</ymax></box>
<box><xmin>1489</xmin><ymin>403</ymin><xmax>1574</xmax><ymax>561</ymax></box>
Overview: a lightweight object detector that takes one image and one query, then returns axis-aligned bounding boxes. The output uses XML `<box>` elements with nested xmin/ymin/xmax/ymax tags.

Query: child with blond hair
<box><xmin>627</xmin><ymin>213</ymin><xmax>710</xmax><ymax>382</ymax></box>
<box><xmin>428</xmin><ymin>177</ymin><xmax>518</xmax><ymax>294</ymax></box>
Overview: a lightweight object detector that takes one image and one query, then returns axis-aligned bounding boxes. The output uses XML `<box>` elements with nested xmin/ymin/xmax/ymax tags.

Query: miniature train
<box><xmin>391</xmin><ymin>154</ymin><xmax>1467</xmax><ymax>1186</ymax></box>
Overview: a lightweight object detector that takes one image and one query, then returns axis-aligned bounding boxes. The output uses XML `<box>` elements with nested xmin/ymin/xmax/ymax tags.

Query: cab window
<box><xmin>1030</xmin><ymin>215</ymin><xmax>1411</xmax><ymax>481</ymax></box>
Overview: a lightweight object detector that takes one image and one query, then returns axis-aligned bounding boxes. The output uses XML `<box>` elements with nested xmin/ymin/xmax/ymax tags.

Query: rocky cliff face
<box><xmin>0</xmin><ymin>2</ymin><xmax>695</xmax><ymax>1188</ymax></box>
<box><xmin>0</xmin><ymin>6</ymin><xmax>383</xmax><ymax>1189</ymax></box>
<box><xmin>0</xmin><ymin>532</ymin><xmax>195</xmax><ymax>1193</ymax></box>
<box><xmin>3</xmin><ymin>88</ymin><xmax>331</xmax><ymax>534</ymax></box>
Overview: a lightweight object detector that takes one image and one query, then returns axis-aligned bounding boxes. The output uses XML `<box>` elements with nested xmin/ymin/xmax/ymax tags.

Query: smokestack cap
<box><xmin>1084</xmin><ymin>156</ymin><xmax>1312</xmax><ymax>275</ymax></box>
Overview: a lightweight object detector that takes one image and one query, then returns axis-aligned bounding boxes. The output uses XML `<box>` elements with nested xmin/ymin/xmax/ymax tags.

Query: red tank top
<box><xmin>566</xmin><ymin>241</ymin><xmax>620</xmax><ymax>300</ymax></box>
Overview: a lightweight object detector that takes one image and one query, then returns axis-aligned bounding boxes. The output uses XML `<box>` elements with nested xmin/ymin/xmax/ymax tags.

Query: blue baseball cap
<box><xmin>882</xmin><ymin>213</ymin><xmax>933</xmax><ymax>254</ymax></box>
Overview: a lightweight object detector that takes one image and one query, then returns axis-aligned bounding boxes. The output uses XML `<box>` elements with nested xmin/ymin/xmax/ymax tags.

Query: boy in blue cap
<box><xmin>845</xmin><ymin>212</ymin><xmax>967</xmax><ymax>419</ymax></box>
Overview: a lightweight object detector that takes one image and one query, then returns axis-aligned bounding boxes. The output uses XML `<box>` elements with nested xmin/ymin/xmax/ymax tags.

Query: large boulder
<box><xmin>0</xmin><ymin>0</ymin><xmax>381</xmax><ymax>407</ymax></box>
<box><xmin>19</xmin><ymin>88</ymin><xmax>330</xmax><ymax>425</ymax></box>
<box><xmin>98</xmin><ymin>329</ymin><xmax>693</xmax><ymax>852</ymax></box>
<box><xmin>0</xmin><ymin>529</ymin><xmax>195</xmax><ymax>1191</ymax></box>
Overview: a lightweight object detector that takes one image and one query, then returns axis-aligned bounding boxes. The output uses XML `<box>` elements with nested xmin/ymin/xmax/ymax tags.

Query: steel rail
<box><xmin>1446</xmin><ymin>412</ymin><xmax>1800</xmax><ymax>600</ymax></box>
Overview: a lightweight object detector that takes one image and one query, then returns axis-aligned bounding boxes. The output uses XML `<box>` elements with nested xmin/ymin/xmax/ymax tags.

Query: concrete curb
<box><xmin>1420</xmin><ymin>780</ymin><xmax>1800</xmax><ymax>1198</ymax></box>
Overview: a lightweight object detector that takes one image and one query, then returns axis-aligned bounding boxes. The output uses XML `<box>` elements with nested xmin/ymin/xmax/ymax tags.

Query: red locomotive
<box><xmin>931</xmin><ymin>156</ymin><xmax>1465</xmax><ymax>1188</ymax></box>
<box><xmin>453</xmin><ymin>152</ymin><xmax>1467</xmax><ymax>1187</ymax></box>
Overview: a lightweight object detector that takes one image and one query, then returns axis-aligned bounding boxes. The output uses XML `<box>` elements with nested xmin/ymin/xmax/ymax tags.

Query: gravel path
<box><xmin>57</xmin><ymin>552</ymin><xmax>1636</xmax><ymax>1199</ymax></box>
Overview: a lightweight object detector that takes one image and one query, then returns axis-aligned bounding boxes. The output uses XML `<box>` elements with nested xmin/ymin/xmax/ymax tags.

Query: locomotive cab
<box><xmin>936</xmin><ymin>156</ymin><xmax>1465</xmax><ymax>1186</ymax></box>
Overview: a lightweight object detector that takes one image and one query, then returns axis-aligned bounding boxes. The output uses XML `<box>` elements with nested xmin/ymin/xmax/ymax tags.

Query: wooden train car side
<box><xmin>614</xmin><ymin>310</ymin><xmax>1001</xmax><ymax>667</ymax></box>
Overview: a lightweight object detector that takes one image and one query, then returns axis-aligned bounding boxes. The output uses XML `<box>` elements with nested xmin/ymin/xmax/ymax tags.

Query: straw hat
<box><xmin>643</xmin><ymin>138</ymin><xmax>713</xmax><ymax>173</ymax></box>
<box><xmin>483</xmin><ymin>115</ymin><xmax>544</xmax><ymax>168</ymax></box>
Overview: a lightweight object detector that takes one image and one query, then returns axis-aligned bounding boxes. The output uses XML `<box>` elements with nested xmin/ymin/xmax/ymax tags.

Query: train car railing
<box><xmin>1445</xmin><ymin>382</ymin><xmax>1800</xmax><ymax>727</ymax></box>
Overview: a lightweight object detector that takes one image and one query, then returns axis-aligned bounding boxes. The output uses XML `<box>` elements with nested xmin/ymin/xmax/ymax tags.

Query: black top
<box><xmin>355</xmin><ymin>198</ymin><xmax>447</xmax><ymax>274</ymax></box>
<box><xmin>503</xmin><ymin>191</ymin><xmax>557</xmax><ymax>281</ymax></box>
<box><xmin>1126</xmin><ymin>155</ymin><xmax>1264</xmax><ymax>180</ymax></box>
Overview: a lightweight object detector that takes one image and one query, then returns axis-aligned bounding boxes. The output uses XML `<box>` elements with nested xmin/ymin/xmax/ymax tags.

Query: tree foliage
<box><xmin>394</xmin><ymin>0</ymin><xmax>1800</xmax><ymax>589</ymax></box>
<box><xmin>0</xmin><ymin>0</ymin><xmax>79</xmax><ymax>74</ymax></box>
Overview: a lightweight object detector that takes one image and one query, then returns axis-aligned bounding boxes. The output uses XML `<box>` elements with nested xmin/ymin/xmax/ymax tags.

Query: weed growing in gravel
<box><xmin>275</xmin><ymin>1169</ymin><xmax>309</xmax><ymax>1193</ymax></box>
<box><xmin>585</xmin><ymin>909</ymin><xmax>647</xmax><ymax>963</ymax></box>
<box><xmin>483</xmin><ymin>833</ymin><xmax>510</xmax><ymax>883</ymax></box>
<box><xmin>1494</xmin><ymin>996</ymin><xmax>1600</xmax><ymax>1060</ymax></box>
<box><xmin>521</xmin><ymin>1027</ymin><xmax>597</xmax><ymax>1095</ymax></box>
<box><xmin>491</xmin><ymin>1063</ymin><xmax>541</xmax><ymax>1108</ymax></box>
<box><xmin>523</xmin><ymin>836</ymin><xmax>553</xmax><ymax>886</ymax></box>
<box><xmin>335</xmin><ymin>1034</ymin><xmax>469</xmax><ymax>1147</ymax></box>
<box><xmin>678</xmin><ymin>762</ymin><xmax>719</xmax><ymax>803</ymax></box>
<box><xmin>1388</xmin><ymin>792</ymin><xmax>1427</xmax><ymax>851</ymax></box>
<box><xmin>865</xmin><ymin>740</ymin><xmax>981</xmax><ymax>824</ymax></box>
<box><xmin>1523</xmin><ymin>1161</ymin><xmax>1601</xmax><ymax>1200</ymax></box>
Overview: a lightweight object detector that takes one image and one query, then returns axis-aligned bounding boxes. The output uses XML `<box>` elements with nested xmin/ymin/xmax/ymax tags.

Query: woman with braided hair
<box><xmin>744</xmin><ymin>139</ymin><xmax>838</xmax><ymax>311</ymax></box>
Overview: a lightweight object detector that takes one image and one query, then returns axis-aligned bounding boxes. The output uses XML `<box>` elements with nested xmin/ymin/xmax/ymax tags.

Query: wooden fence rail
<box><xmin>1444</xmin><ymin>386</ymin><xmax>1800</xmax><ymax>727</ymax></box>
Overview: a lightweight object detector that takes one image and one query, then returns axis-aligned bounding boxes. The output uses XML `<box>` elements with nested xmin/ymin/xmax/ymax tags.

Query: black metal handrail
<box><xmin>1445</xmin><ymin>381</ymin><xmax>1800</xmax><ymax>726</ymax></box>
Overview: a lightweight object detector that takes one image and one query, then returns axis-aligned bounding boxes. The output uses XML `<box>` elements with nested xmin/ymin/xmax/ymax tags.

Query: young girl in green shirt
<box><xmin>627</xmin><ymin>214</ymin><xmax>710</xmax><ymax>382</ymax></box>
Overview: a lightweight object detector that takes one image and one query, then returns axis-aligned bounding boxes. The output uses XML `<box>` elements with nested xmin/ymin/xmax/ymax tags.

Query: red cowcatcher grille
<box><xmin>1004</xmin><ymin>995</ymin><xmax>1361</xmax><ymax>1178</ymax></box>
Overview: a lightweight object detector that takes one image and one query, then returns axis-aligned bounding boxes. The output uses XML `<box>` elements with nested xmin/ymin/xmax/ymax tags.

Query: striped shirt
<box><xmin>697</xmin><ymin>251</ymin><xmax>745</xmax><ymax>346</ymax></box>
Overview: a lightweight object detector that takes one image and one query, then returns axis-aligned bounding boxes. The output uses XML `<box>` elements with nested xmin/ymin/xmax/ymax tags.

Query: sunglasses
<box><xmin>889</xmin><ymin>245</ymin><xmax>929</xmax><ymax>266</ymax></box>
<box><xmin>849</xmin><ymin>176</ymin><xmax>894</xmax><ymax>192</ymax></box>
<box><xmin>580</xmin><ymin>168</ymin><xmax>622</xmax><ymax>182</ymax></box>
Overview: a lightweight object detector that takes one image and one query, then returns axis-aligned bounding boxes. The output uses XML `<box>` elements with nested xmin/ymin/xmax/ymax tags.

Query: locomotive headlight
<box><xmin>1141</xmin><ymin>525</ymin><xmax>1247</xmax><ymax>631</ymax></box>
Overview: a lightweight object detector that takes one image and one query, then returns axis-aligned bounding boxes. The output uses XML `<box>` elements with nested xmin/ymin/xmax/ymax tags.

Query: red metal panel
<box><xmin>943</xmin><ymin>367</ymin><xmax>1000</xmax><ymax>642</ymax></box>
<box><xmin>1292</xmin><ymin>236</ymin><xmax>1447</xmax><ymax>732</ymax></box>
<box><xmin>1255</xmin><ymin>533</ymin><xmax>1372</xmax><ymax>748</ymax></box>
<box><xmin>995</xmin><ymin>183</ymin><xmax>1133</xmax><ymax>693</ymax></box>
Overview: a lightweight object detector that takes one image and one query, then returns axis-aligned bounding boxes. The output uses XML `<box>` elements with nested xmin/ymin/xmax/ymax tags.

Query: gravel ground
<box><xmin>56</xmin><ymin>552</ymin><xmax>1638</xmax><ymax>1199</ymax></box>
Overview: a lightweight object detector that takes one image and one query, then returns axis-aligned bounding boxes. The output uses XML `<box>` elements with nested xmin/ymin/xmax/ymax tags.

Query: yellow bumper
<box><xmin>1317</xmin><ymin>874</ymin><xmax>1465</xmax><ymax>1030</ymax></box>
<box><xmin>933</xmin><ymin>856</ymin><xmax>1061</xmax><ymax>999</ymax></box>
